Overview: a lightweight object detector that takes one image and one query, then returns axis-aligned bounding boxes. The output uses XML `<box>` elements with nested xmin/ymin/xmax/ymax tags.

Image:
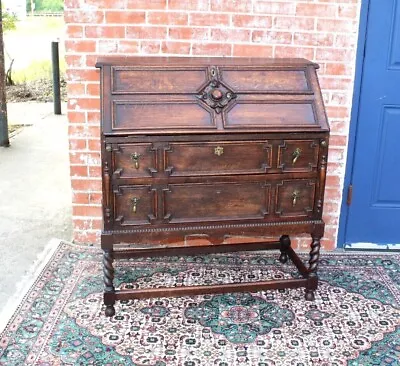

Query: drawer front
<box><xmin>275</xmin><ymin>179</ymin><xmax>316</xmax><ymax>218</ymax></box>
<box><xmin>114</xmin><ymin>185</ymin><xmax>157</xmax><ymax>226</ymax></box>
<box><xmin>165</xmin><ymin>141</ymin><xmax>272</xmax><ymax>176</ymax></box>
<box><xmin>277</xmin><ymin>140</ymin><xmax>319</xmax><ymax>172</ymax></box>
<box><xmin>112</xmin><ymin>143</ymin><xmax>157</xmax><ymax>179</ymax></box>
<box><xmin>163</xmin><ymin>182</ymin><xmax>271</xmax><ymax>223</ymax></box>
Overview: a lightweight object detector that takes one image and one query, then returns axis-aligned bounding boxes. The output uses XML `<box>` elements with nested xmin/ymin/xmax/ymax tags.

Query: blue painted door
<box><xmin>345</xmin><ymin>0</ymin><xmax>400</xmax><ymax>246</ymax></box>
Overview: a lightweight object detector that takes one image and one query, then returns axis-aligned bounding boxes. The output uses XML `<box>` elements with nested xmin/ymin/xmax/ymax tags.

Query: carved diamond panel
<box><xmin>196</xmin><ymin>79</ymin><xmax>237</xmax><ymax>114</ymax></box>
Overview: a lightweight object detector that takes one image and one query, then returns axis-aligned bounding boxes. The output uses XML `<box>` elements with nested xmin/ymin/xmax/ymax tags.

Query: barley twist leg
<box><xmin>305</xmin><ymin>234</ymin><xmax>321</xmax><ymax>301</ymax></box>
<box><xmin>103</xmin><ymin>249</ymin><xmax>115</xmax><ymax>317</ymax></box>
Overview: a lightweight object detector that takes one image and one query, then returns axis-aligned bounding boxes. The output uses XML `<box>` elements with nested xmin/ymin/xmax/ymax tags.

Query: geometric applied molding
<box><xmin>196</xmin><ymin>69</ymin><xmax>237</xmax><ymax>114</ymax></box>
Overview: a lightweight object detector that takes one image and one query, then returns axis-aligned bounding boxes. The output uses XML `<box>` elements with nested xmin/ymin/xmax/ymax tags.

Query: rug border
<box><xmin>0</xmin><ymin>239</ymin><xmax>70</xmax><ymax>333</ymax></box>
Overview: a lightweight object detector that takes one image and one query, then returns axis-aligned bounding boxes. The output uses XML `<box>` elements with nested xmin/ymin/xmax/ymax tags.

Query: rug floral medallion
<box><xmin>0</xmin><ymin>243</ymin><xmax>399</xmax><ymax>366</ymax></box>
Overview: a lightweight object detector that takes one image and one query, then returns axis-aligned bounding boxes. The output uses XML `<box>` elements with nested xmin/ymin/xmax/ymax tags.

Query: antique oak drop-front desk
<box><xmin>96</xmin><ymin>57</ymin><xmax>329</xmax><ymax>317</ymax></box>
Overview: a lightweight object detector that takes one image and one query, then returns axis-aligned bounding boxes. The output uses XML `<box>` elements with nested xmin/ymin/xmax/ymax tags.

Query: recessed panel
<box><xmin>165</xmin><ymin>141</ymin><xmax>272</xmax><ymax>176</ymax></box>
<box><xmin>112</xmin><ymin>143</ymin><xmax>157</xmax><ymax>178</ymax></box>
<box><xmin>389</xmin><ymin>0</ymin><xmax>400</xmax><ymax>69</ymax></box>
<box><xmin>113</xmin><ymin>101</ymin><xmax>216</xmax><ymax>131</ymax></box>
<box><xmin>275</xmin><ymin>180</ymin><xmax>316</xmax><ymax>218</ymax></box>
<box><xmin>114</xmin><ymin>185</ymin><xmax>157</xmax><ymax>226</ymax></box>
<box><xmin>164</xmin><ymin>182</ymin><xmax>270</xmax><ymax>223</ymax></box>
<box><xmin>221</xmin><ymin>70</ymin><xmax>310</xmax><ymax>93</ymax></box>
<box><xmin>277</xmin><ymin>140</ymin><xmax>319</xmax><ymax>172</ymax></box>
<box><xmin>372</xmin><ymin>106</ymin><xmax>400</xmax><ymax>207</ymax></box>
<box><xmin>112</xmin><ymin>68</ymin><xmax>207</xmax><ymax>94</ymax></box>
<box><xmin>224</xmin><ymin>103</ymin><xmax>316</xmax><ymax>128</ymax></box>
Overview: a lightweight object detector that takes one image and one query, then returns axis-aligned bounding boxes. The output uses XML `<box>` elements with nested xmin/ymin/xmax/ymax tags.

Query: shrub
<box><xmin>3</xmin><ymin>10</ymin><xmax>17</xmax><ymax>32</ymax></box>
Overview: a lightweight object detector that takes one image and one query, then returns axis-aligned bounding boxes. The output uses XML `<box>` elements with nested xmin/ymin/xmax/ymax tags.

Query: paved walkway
<box><xmin>0</xmin><ymin>102</ymin><xmax>72</xmax><ymax>316</ymax></box>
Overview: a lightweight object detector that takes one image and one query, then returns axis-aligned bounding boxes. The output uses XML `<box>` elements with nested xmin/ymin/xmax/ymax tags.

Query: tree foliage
<box><xmin>26</xmin><ymin>0</ymin><xmax>64</xmax><ymax>12</ymax></box>
<box><xmin>3</xmin><ymin>10</ymin><xmax>17</xmax><ymax>32</ymax></box>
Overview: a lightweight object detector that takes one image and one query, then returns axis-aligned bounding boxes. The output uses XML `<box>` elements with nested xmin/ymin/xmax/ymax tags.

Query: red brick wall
<box><xmin>64</xmin><ymin>0</ymin><xmax>361</xmax><ymax>250</ymax></box>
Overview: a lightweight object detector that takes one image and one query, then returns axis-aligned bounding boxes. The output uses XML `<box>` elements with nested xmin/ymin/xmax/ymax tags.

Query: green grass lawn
<box><xmin>10</xmin><ymin>16</ymin><xmax>64</xmax><ymax>37</ymax></box>
<box><xmin>5</xmin><ymin>16</ymin><xmax>66</xmax><ymax>83</ymax></box>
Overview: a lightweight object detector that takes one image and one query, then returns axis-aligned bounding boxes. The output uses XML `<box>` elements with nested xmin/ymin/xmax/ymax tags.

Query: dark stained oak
<box><xmin>97</xmin><ymin>56</ymin><xmax>329</xmax><ymax>316</ymax></box>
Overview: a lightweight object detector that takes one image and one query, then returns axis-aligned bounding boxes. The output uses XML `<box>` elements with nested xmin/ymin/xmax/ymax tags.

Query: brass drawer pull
<box><xmin>214</xmin><ymin>146</ymin><xmax>224</xmax><ymax>156</ymax></box>
<box><xmin>131</xmin><ymin>197</ymin><xmax>140</xmax><ymax>213</ymax></box>
<box><xmin>292</xmin><ymin>148</ymin><xmax>301</xmax><ymax>165</ymax></box>
<box><xmin>292</xmin><ymin>190</ymin><xmax>300</xmax><ymax>206</ymax></box>
<box><xmin>131</xmin><ymin>152</ymin><xmax>142</xmax><ymax>169</ymax></box>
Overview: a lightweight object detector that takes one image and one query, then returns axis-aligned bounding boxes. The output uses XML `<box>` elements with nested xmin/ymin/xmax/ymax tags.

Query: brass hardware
<box><xmin>292</xmin><ymin>190</ymin><xmax>300</xmax><ymax>206</ymax></box>
<box><xmin>131</xmin><ymin>197</ymin><xmax>140</xmax><ymax>214</ymax></box>
<box><xmin>211</xmin><ymin>88</ymin><xmax>223</xmax><ymax>100</ymax></box>
<box><xmin>214</xmin><ymin>146</ymin><xmax>224</xmax><ymax>156</ymax></box>
<box><xmin>292</xmin><ymin>148</ymin><xmax>302</xmax><ymax>165</ymax></box>
<box><xmin>320</xmin><ymin>140</ymin><xmax>327</xmax><ymax>147</ymax></box>
<box><xmin>195</xmin><ymin>78</ymin><xmax>237</xmax><ymax>114</ymax></box>
<box><xmin>131</xmin><ymin>152</ymin><xmax>142</xmax><ymax>169</ymax></box>
<box><xmin>347</xmin><ymin>184</ymin><xmax>353</xmax><ymax>205</ymax></box>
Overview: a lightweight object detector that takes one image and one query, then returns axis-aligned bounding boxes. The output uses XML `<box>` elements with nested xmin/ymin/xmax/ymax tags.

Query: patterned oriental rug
<box><xmin>0</xmin><ymin>242</ymin><xmax>399</xmax><ymax>366</ymax></box>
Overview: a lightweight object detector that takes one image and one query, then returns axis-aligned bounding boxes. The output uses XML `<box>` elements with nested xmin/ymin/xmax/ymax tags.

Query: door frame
<box><xmin>337</xmin><ymin>0</ymin><xmax>371</xmax><ymax>248</ymax></box>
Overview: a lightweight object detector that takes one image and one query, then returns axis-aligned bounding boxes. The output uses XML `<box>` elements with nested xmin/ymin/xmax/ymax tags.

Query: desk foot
<box><xmin>279</xmin><ymin>235</ymin><xmax>291</xmax><ymax>264</ymax></box>
<box><xmin>105</xmin><ymin>305</ymin><xmax>115</xmax><ymax>317</ymax></box>
<box><xmin>305</xmin><ymin>289</ymin><xmax>315</xmax><ymax>301</ymax></box>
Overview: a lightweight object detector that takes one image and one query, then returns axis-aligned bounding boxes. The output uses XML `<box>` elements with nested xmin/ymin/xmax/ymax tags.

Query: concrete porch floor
<box><xmin>0</xmin><ymin>102</ymin><xmax>72</xmax><ymax>317</ymax></box>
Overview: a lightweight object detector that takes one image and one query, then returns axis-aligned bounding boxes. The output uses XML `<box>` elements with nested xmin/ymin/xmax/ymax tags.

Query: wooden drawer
<box><xmin>114</xmin><ymin>185</ymin><xmax>157</xmax><ymax>226</ymax></box>
<box><xmin>163</xmin><ymin>181</ymin><xmax>271</xmax><ymax>223</ymax></box>
<box><xmin>275</xmin><ymin>179</ymin><xmax>316</xmax><ymax>218</ymax></box>
<box><xmin>112</xmin><ymin>143</ymin><xmax>157</xmax><ymax>179</ymax></box>
<box><xmin>277</xmin><ymin>140</ymin><xmax>319</xmax><ymax>172</ymax></box>
<box><xmin>164</xmin><ymin>141</ymin><xmax>272</xmax><ymax>176</ymax></box>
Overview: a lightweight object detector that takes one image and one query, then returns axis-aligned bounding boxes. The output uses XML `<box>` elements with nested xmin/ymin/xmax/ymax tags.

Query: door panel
<box><xmin>345</xmin><ymin>0</ymin><xmax>400</xmax><ymax>245</ymax></box>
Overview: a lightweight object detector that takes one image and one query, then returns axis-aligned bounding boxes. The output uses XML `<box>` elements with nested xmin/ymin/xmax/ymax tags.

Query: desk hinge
<box><xmin>347</xmin><ymin>184</ymin><xmax>353</xmax><ymax>205</ymax></box>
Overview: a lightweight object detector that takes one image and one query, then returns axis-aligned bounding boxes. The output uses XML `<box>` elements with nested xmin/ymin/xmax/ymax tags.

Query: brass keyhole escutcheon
<box><xmin>132</xmin><ymin>197</ymin><xmax>140</xmax><ymax>214</ymax></box>
<box><xmin>131</xmin><ymin>152</ymin><xmax>141</xmax><ymax>169</ymax></box>
<box><xmin>292</xmin><ymin>148</ymin><xmax>302</xmax><ymax>165</ymax></box>
<box><xmin>292</xmin><ymin>190</ymin><xmax>300</xmax><ymax>207</ymax></box>
<box><xmin>214</xmin><ymin>146</ymin><xmax>224</xmax><ymax>156</ymax></box>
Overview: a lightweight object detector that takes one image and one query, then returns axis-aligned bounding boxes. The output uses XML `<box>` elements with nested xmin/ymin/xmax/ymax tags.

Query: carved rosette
<box><xmin>196</xmin><ymin>74</ymin><xmax>237</xmax><ymax>114</ymax></box>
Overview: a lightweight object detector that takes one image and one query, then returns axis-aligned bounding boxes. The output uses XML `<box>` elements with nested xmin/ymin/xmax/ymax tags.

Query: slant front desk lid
<box><xmin>96</xmin><ymin>57</ymin><xmax>329</xmax><ymax>135</ymax></box>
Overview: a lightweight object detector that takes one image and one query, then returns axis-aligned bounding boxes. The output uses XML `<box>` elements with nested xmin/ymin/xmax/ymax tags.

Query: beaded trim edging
<box><xmin>103</xmin><ymin>220</ymin><xmax>324</xmax><ymax>235</ymax></box>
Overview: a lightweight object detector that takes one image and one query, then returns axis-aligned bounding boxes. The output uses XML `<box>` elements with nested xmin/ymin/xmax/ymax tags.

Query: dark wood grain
<box><xmin>220</xmin><ymin>69</ymin><xmax>311</xmax><ymax>93</ymax></box>
<box><xmin>163</xmin><ymin>181</ymin><xmax>271</xmax><ymax>223</ymax></box>
<box><xmin>114</xmin><ymin>185</ymin><xmax>157</xmax><ymax>226</ymax></box>
<box><xmin>275</xmin><ymin>179</ymin><xmax>316</xmax><ymax>218</ymax></box>
<box><xmin>277</xmin><ymin>139</ymin><xmax>319</xmax><ymax>172</ymax></box>
<box><xmin>97</xmin><ymin>56</ymin><xmax>329</xmax><ymax>316</ymax></box>
<box><xmin>112</xmin><ymin>67</ymin><xmax>207</xmax><ymax>94</ymax></box>
<box><xmin>114</xmin><ymin>278</ymin><xmax>309</xmax><ymax>300</ymax></box>
<box><xmin>164</xmin><ymin>140</ymin><xmax>272</xmax><ymax>177</ymax></box>
<box><xmin>224</xmin><ymin>102</ymin><xmax>316</xmax><ymax>128</ymax></box>
<box><xmin>112</xmin><ymin>143</ymin><xmax>157</xmax><ymax>179</ymax></box>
